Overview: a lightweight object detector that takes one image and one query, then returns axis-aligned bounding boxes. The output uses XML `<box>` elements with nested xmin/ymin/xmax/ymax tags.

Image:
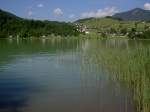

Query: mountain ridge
<box><xmin>112</xmin><ymin>8</ymin><xmax>150</xmax><ymax>21</ymax></box>
<box><xmin>75</xmin><ymin>8</ymin><xmax>150</xmax><ymax>22</ymax></box>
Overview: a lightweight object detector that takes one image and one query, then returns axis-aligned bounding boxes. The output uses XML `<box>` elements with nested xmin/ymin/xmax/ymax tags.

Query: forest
<box><xmin>0</xmin><ymin>9</ymin><xmax>80</xmax><ymax>38</ymax></box>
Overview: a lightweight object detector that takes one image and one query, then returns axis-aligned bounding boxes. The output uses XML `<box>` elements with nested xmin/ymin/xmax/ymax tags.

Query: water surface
<box><xmin>0</xmin><ymin>38</ymin><xmax>139</xmax><ymax>112</ymax></box>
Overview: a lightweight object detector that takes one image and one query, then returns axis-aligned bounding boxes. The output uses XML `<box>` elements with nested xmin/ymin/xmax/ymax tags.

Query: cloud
<box><xmin>144</xmin><ymin>3</ymin><xmax>150</xmax><ymax>10</ymax></box>
<box><xmin>27</xmin><ymin>10</ymin><xmax>33</xmax><ymax>16</ymax></box>
<box><xmin>53</xmin><ymin>8</ymin><xmax>63</xmax><ymax>16</ymax></box>
<box><xmin>81</xmin><ymin>7</ymin><xmax>118</xmax><ymax>18</ymax></box>
<box><xmin>37</xmin><ymin>3</ymin><xmax>44</xmax><ymax>8</ymax></box>
<box><xmin>69</xmin><ymin>14</ymin><xmax>75</xmax><ymax>19</ymax></box>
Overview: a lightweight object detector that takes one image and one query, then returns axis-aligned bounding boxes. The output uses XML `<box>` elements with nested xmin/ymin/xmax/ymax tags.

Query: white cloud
<box><xmin>53</xmin><ymin>8</ymin><xmax>63</xmax><ymax>16</ymax></box>
<box><xmin>37</xmin><ymin>3</ymin><xmax>44</xmax><ymax>8</ymax></box>
<box><xmin>81</xmin><ymin>7</ymin><xmax>118</xmax><ymax>18</ymax></box>
<box><xmin>69</xmin><ymin>14</ymin><xmax>75</xmax><ymax>18</ymax></box>
<box><xmin>144</xmin><ymin>3</ymin><xmax>150</xmax><ymax>10</ymax></box>
<box><xmin>27</xmin><ymin>10</ymin><xmax>33</xmax><ymax>16</ymax></box>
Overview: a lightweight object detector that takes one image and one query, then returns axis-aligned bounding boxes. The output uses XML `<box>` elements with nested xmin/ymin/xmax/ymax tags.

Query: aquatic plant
<box><xmin>87</xmin><ymin>40</ymin><xmax>150</xmax><ymax>112</ymax></box>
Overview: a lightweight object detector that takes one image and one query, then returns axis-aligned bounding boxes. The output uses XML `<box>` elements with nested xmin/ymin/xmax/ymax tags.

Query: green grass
<box><xmin>87</xmin><ymin>39</ymin><xmax>150</xmax><ymax>112</ymax></box>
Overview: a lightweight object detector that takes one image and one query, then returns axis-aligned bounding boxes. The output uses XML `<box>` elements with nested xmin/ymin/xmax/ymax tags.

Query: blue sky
<box><xmin>0</xmin><ymin>0</ymin><xmax>150</xmax><ymax>21</ymax></box>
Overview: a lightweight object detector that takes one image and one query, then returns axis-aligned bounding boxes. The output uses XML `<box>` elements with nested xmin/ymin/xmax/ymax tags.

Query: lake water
<box><xmin>0</xmin><ymin>38</ymin><xmax>147</xmax><ymax>112</ymax></box>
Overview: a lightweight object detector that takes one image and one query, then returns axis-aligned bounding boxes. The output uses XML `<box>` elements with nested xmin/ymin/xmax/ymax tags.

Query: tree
<box><xmin>0</xmin><ymin>10</ymin><xmax>80</xmax><ymax>38</ymax></box>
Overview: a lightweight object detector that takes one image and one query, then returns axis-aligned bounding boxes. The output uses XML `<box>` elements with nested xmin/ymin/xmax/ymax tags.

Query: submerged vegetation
<box><xmin>86</xmin><ymin>40</ymin><xmax>150</xmax><ymax>112</ymax></box>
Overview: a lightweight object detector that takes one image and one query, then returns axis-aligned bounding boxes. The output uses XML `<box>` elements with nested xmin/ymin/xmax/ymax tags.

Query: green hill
<box><xmin>76</xmin><ymin>18</ymin><xmax>119</xmax><ymax>33</ymax></box>
<box><xmin>75</xmin><ymin>16</ymin><xmax>150</xmax><ymax>39</ymax></box>
<box><xmin>0</xmin><ymin>9</ymin><xmax>21</xmax><ymax>20</ymax></box>
<box><xmin>76</xmin><ymin>17</ymin><xmax>144</xmax><ymax>32</ymax></box>
<box><xmin>0</xmin><ymin>9</ymin><xmax>80</xmax><ymax>38</ymax></box>
<box><xmin>75</xmin><ymin>8</ymin><xmax>150</xmax><ymax>34</ymax></box>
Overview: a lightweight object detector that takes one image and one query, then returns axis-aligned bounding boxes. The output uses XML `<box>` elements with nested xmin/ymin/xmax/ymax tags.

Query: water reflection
<box><xmin>0</xmin><ymin>38</ymin><xmax>144</xmax><ymax>112</ymax></box>
<box><xmin>0</xmin><ymin>38</ymin><xmax>82</xmax><ymax>112</ymax></box>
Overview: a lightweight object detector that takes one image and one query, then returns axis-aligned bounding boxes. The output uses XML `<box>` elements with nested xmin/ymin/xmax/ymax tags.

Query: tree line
<box><xmin>0</xmin><ymin>9</ymin><xmax>80</xmax><ymax>38</ymax></box>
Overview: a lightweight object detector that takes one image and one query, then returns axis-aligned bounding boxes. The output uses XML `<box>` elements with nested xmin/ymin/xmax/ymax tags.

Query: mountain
<box><xmin>0</xmin><ymin>9</ymin><xmax>79</xmax><ymax>38</ymax></box>
<box><xmin>75</xmin><ymin>18</ymin><xmax>95</xmax><ymax>23</ymax></box>
<box><xmin>76</xmin><ymin>8</ymin><xmax>150</xmax><ymax>22</ymax></box>
<box><xmin>0</xmin><ymin>9</ymin><xmax>21</xmax><ymax>20</ymax></box>
<box><xmin>112</xmin><ymin>8</ymin><xmax>150</xmax><ymax>21</ymax></box>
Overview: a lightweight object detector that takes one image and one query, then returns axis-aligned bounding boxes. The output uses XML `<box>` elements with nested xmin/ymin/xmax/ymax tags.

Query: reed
<box><xmin>89</xmin><ymin>43</ymin><xmax>150</xmax><ymax>112</ymax></box>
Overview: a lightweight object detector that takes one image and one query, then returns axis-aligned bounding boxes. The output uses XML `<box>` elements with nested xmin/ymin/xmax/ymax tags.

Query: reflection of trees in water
<box><xmin>0</xmin><ymin>38</ymin><xmax>84</xmax><ymax>112</ymax></box>
<box><xmin>0</xmin><ymin>38</ymin><xmax>82</xmax><ymax>67</ymax></box>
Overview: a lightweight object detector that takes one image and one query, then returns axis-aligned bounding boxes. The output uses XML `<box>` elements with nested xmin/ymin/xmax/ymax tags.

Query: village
<box><xmin>74</xmin><ymin>21</ymin><xmax>150</xmax><ymax>39</ymax></box>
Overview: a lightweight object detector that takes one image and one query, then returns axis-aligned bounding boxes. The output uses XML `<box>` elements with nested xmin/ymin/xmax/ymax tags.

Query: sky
<box><xmin>0</xmin><ymin>0</ymin><xmax>150</xmax><ymax>21</ymax></box>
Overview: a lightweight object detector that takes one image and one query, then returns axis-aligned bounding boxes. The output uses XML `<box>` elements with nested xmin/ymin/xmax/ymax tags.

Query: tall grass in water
<box><xmin>88</xmin><ymin>41</ymin><xmax>150</xmax><ymax>112</ymax></box>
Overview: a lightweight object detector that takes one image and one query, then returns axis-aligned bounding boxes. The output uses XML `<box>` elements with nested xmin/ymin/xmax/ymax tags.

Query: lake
<box><xmin>0</xmin><ymin>38</ymin><xmax>149</xmax><ymax>112</ymax></box>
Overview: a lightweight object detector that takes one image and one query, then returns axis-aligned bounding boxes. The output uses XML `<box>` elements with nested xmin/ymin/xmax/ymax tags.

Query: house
<box><xmin>85</xmin><ymin>31</ymin><xmax>90</xmax><ymax>34</ymax></box>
